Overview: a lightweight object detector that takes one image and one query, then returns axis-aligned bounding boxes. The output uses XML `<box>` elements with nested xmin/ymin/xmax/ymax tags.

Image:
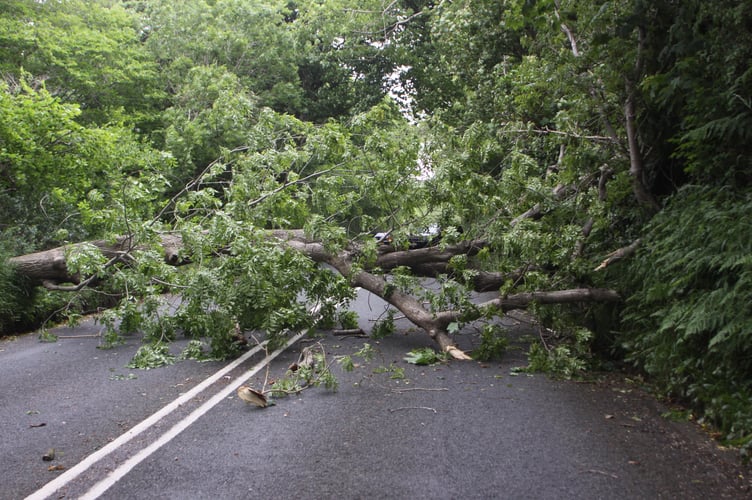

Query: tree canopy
<box><xmin>2</xmin><ymin>0</ymin><xmax>751</xmax><ymax>453</ymax></box>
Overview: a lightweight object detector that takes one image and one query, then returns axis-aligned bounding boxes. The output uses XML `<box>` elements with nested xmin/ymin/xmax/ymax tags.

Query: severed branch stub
<box><xmin>444</xmin><ymin>345</ymin><xmax>472</xmax><ymax>361</ymax></box>
<box><xmin>595</xmin><ymin>239</ymin><xmax>642</xmax><ymax>271</ymax></box>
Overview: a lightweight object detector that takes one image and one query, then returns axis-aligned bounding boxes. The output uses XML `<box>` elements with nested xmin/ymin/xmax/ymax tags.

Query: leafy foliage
<box><xmin>370</xmin><ymin>310</ymin><xmax>396</xmax><ymax>340</ymax></box>
<box><xmin>472</xmin><ymin>324</ymin><xmax>509</xmax><ymax>362</ymax></box>
<box><xmin>127</xmin><ymin>343</ymin><xmax>176</xmax><ymax>369</ymax></box>
<box><xmin>525</xmin><ymin>327</ymin><xmax>594</xmax><ymax>379</ymax></box>
<box><xmin>0</xmin><ymin>0</ymin><xmax>162</xmax><ymax>126</ymax></box>
<box><xmin>0</xmin><ymin>255</ymin><xmax>51</xmax><ymax>333</ymax></box>
<box><xmin>404</xmin><ymin>347</ymin><xmax>447</xmax><ymax>366</ymax></box>
<box><xmin>0</xmin><ymin>78</ymin><xmax>164</xmax><ymax>249</ymax></box>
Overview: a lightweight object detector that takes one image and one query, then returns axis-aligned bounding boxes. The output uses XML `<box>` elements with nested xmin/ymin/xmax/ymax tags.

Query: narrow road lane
<box><xmin>1</xmin><ymin>289</ymin><xmax>750</xmax><ymax>499</ymax></box>
<box><xmin>92</xmin><ymin>332</ymin><xmax>751</xmax><ymax>499</ymax></box>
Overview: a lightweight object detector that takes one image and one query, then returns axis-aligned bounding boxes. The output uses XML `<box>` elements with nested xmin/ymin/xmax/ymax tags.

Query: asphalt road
<box><xmin>1</xmin><ymin>290</ymin><xmax>750</xmax><ymax>499</ymax></box>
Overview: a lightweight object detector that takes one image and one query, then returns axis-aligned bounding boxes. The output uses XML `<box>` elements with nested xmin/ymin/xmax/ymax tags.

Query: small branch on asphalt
<box><xmin>390</xmin><ymin>387</ymin><xmax>448</xmax><ymax>393</ymax></box>
<box><xmin>581</xmin><ymin>469</ymin><xmax>619</xmax><ymax>479</ymax></box>
<box><xmin>388</xmin><ymin>406</ymin><xmax>438</xmax><ymax>413</ymax></box>
<box><xmin>332</xmin><ymin>328</ymin><xmax>366</xmax><ymax>336</ymax></box>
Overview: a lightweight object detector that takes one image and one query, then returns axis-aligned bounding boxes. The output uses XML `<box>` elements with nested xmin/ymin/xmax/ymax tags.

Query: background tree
<box><xmin>0</xmin><ymin>0</ymin><xmax>163</xmax><ymax>127</ymax></box>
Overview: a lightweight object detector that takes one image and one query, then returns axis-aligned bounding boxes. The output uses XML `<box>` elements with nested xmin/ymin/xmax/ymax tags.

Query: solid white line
<box><xmin>80</xmin><ymin>330</ymin><xmax>307</xmax><ymax>499</ymax></box>
<box><xmin>25</xmin><ymin>341</ymin><xmax>269</xmax><ymax>500</ymax></box>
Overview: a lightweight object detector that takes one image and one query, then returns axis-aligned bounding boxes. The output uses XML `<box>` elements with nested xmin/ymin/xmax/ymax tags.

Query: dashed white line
<box><xmin>25</xmin><ymin>331</ymin><xmax>305</xmax><ymax>500</ymax></box>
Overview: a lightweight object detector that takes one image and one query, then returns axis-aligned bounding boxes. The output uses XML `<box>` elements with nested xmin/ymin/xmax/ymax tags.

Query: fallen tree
<box><xmin>8</xmin><ymin>228</ymin><xmax>621</xmax><ymax>359</ymax></box>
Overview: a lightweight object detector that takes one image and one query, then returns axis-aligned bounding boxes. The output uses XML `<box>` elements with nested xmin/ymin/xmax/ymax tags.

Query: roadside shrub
<box><xmin>622</xmin><ymin>185</ymin><xmax>752</xmax><ymax>446</ymax></box>
<box><xmin>0</xmin><ymin>258</ymin><xmax>33</xmax><ymax>333</ymax></box>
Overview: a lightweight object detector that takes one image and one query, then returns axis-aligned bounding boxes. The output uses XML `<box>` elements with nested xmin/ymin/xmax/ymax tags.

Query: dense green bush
<box><xmin>623</xmin><ymin>186</ymin><xmax>752</xmax><ymax>445</ymax></box>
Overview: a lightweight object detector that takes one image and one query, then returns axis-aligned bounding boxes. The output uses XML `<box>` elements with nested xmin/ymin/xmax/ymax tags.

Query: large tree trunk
<box><xmin>8</xmin><ymin>237</ymin><xmax>135</xmax><ymax>286</ymax></box>
<box><xmin>7</xmin><ymin>230</ymin><xmax>621</xmax><ymax>359</ymax></box>
<box><xmin>7</xmin><ymin>234</ymin><xmax>184</xmax><ymax>288</ymax></box>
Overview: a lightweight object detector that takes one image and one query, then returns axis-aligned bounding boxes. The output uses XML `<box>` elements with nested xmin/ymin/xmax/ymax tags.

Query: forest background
<box><xmin>1</xmin><ymin>0</ymin><xmax>751</xmax><ymax>455</ymax></box>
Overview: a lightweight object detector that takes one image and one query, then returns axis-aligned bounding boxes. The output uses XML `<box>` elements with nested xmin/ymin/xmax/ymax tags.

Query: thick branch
<box><xmin>573</xmin><ymin>218</ymin><xmax>595</xmax><ymax>259</ymax></box>
<box><xmin>375</xmin><ymin>240</ymin><xmax>486</xmax><ymax>271</ymax></box>
<box><xmin>336</xmin><ymin>262</ymin><xmax>472</xmax><ymax>360</ymax></box>
<box><xmin>8</xmin><ymin>236</ymin><xmax>136</xmax><ymax>285</ymax></box>
<box><xmin>8</xmin><ymin>232</ymin><xmax>190</xmax><ymax>285</ymax></box>
<box><xmin>510</xmin><ymin>204</ymin><xmax>542</xmax><ymax>227</ymax></box>
<box><xmin>624</xmin><ymin>93</ymin><xmax>660</xmax><ymax>211</ymax></box>
<box><xmin>434</xmin><ymin>288</ymin><xmax>621</xmax><ymax>327</ymax></box>
<box><xmin>598</xmin><ymin>166</ymin><xmax>612</xmax><ymax>202</ymax></box>
<box><xmin>471</xmin><ymin>268</ymin><xmax>541</xmax><ymax>292</ymax></box>
<box><xmin>554</xmin><ymin>0</ymin><xmax>580</xmax><ymax>57</ymax></box>
<box><xmin>485</xmin><ymin>288</ymin><xmax>621</xmax><ymax>310</ymax></box>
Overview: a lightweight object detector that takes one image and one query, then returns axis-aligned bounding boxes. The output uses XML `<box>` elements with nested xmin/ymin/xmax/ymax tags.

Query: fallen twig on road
<box><xmin>388</xmin><ymin>406</ymin><xmax>438</xmax><ymax>413</ymax></box>
<box><xmin>332</xmin><ymin>328</ymin><xmax>366</xmax><ymax>336</ymax></box>
<box><xmin>581</xmin><ymin>469</ymin><xmax>619</xmax><ymax>479</ymax></box>
<box><xmin>390</xmin><ymin>387</ymin><xmax>448</xmax><ymax>393</ymax></box>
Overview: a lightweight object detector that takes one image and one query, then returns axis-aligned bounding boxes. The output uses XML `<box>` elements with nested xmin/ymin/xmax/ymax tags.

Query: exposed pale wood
<box><xmin>595</xmin><ymin>239</ymin><xmax>642</xmax><ymax>271</ymax></box>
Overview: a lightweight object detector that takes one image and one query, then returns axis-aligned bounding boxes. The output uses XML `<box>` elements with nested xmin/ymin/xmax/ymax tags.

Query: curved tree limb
<box><xmin>554</xmin><ymin>0</ymin><xmax>580</xmax><ymax>57</ymax></box>
<box><xmin>374</xmin><ymin>239</ymin><xmax>486</xmax><ymax>270</ymax></box>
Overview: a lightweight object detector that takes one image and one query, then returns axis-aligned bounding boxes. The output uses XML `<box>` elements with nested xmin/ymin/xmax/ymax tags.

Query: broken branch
<box><xmin>595</xmin><ymin>239</ymin><xmax>642</xmax><ymax>271</ymax></box>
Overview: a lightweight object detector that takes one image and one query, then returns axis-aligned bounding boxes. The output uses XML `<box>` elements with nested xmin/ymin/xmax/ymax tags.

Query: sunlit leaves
<box><xmin>0</xmin><ymin>78</ymin><xmax>168</xmax><ymax>251</ymax></box>
<box><xmin>0</xmin><ymin>0</ymin><xmax>162</xmax><ymax>125</ymax></box>
<box><xmin>162</xmin><ymin>65</ymin><xmax>259</xmax><ymax>184</ymax></box>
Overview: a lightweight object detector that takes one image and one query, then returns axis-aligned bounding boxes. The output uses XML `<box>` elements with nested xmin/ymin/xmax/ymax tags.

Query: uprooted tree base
<box><xmin>7</xmin><ymin>229</ymin><xmax>621</xmax><ymax>359</ymax></box>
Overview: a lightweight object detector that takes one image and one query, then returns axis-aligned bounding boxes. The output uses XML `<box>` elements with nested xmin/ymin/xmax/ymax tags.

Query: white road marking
<box><xmin>25</xmin><ymin>332</ymin><xmax>305</xmax><ymax>500</ymax></box>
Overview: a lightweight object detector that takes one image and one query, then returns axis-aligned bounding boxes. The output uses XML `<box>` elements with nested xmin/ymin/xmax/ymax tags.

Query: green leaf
<box><xmin>127</xmin><ymin>343</ymin><xmax>175</xmax><ymax>370</ymax></box>
<box><xmin>404</xmin><ymin>347</ymin><xmax>445</xmax><ymax>366</ymax></box>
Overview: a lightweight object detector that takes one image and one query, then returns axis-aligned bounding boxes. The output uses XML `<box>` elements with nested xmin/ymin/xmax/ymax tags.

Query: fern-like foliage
<box><xmin>623</xmin><ymin>185</ymin><xmax>752</xmax><ymax>444</ymax></box>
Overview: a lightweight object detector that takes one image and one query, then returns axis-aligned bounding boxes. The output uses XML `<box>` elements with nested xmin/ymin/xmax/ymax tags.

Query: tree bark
<box><xmin>432</xmin><ymin>288</ymin><xmax>621</xmax><ymax>327</ymax></box>
<box><xmin>7</xmin><ymin>233</ymin><xmax>184</xmax><ymax>286</ymax></box>
<box><xmin>624</xmin><ymin>93</ymin><xmax>660</xmax><ymax>212</ymax></box>
<box><xmin>8</xmin><ymin>237</ymin><xmax>134</xmax><ymax>285</ymax></box>
<box><xmin>624</xmin><ymin>26</ymin><xmax>661</xmax><ymax>212</ymax></box>
<box><xmin>374</xmin><ymin>239</ymin><xmax>486</xmax><ymax>271</ymax></box>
